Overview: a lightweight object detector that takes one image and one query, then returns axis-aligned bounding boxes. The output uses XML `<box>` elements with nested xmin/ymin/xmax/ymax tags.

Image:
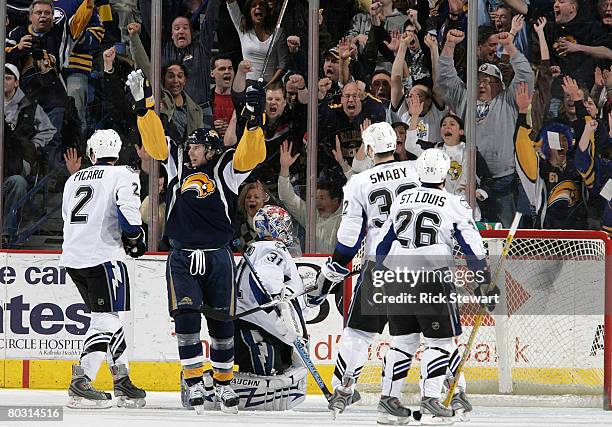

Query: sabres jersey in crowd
<box><xmin>236</xmin><ymin>240</ymin><xmax>305</xmax><ymax>345</ymax></box>
<box><xmin>6</xmin><ymin>0</ymin><xmax>94</xmax><ymax>74</ymax></box>
<box><xmin>60</xmin><ymin>165</ymin><xmax>142</xmax><ymax>268</ymax></box>
<box><xmin>574</xmin><ymin>124</ymin><xmax>612</xmax><ymax>237</ymax></box>
<box><xmin>333</xmin><ymin>160</ymin><xmax>419</xmax><ymax>265</ymax></box>
<box><xmin>514</xmin><ymin>113</ymin><xmax>586</xmax><ymax>229</ymax></box>
<box><xmin>376</xmin><ymin>186</ymin><xmax>487</xmax><ymax>274</ymax></box>
<box><xmin>165</xmin><ymin>128</ymin><xmax>266</xmax><ymax>249</ymax></box>
<box><xmin>54</xmin><ymin>0</ymin><xmax>113</xmax><ymax>75</ymax></box>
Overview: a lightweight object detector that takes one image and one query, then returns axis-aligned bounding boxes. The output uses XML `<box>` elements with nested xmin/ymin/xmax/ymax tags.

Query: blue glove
<box><xmin>244</xmin><ymin>82</ymin><xmax>266</xmax><ymax>130</ymax></box>
<box><xmin>307</xmin><ymin>257</ymin><xmax>350</xmax><ymax>307</ymax></box>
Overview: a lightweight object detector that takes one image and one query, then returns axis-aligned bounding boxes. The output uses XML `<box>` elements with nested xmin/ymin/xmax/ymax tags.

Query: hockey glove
<box><xmin>243</xmin><ymin>82</ymin><xmax>266</xmax><ymax>130</ymax></box>
<box><xmin>473</xmin><ymin>268</ymin><xmax>499</xmax><ymax>312</ymax></box>
<box><xmin>275</xmin><ymin>300</ymin><xmax>303</xmax><ymax>344</ymax></box>
<box><xmin>126</xmin><ymin>69</ymin><xmax>154</xmax><ymax>116</ymax></box>
<box><xmin>121</xmin><ymin>227</ymin><xmax>147</xmax><ymax>258</ymax></box>
<box><xmin>307</xmin><ymin>257</ymin><xmax>349</xmax><ymax>307</ymax></box>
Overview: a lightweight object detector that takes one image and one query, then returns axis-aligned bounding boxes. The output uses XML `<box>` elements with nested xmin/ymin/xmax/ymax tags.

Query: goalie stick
<box><xmin>443</xmin><ymin>212</ymin><xmax>522</xmax><ymax>409</ymax></box>
<box><xmin>234</xmin><ymin>241</ymin><xmax>334</xmax><ymax>401</ymax></box>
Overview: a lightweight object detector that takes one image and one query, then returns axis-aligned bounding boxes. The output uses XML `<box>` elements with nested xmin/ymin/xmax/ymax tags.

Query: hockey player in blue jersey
<box><xmin>164</xmin><ymin>82</ymin><xmax>267</xmax><ymax>414</ymax></box>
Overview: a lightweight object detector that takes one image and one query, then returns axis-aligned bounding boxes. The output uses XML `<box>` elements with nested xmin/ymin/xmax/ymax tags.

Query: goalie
<box><xmin>181</xmin><ymin>205</ymin><xmax>308</xmax><ymax>411</ymax></box>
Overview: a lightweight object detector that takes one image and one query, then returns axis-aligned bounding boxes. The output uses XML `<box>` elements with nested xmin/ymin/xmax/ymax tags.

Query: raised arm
<box><xmin>226</xmin><ymin>0</ymin><xmax>243</xmax><ymax>32</ymax></box>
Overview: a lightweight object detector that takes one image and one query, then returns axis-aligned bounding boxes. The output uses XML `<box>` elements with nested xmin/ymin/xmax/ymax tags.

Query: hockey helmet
<box><xmin>254</xmin><ymin>205</ymin><xmax>296</xmax><ymax>246</ymax></box>
<box><xmin>416</xmin><ymin>148</ymin><xmax>451</xmax><ymax>184</ymax></box>
<box><xmin>362</xmin><ymin>122</ymin><xmax>397</xmax><ymax>157</ymax></box>
<box><xmin>87</xmin><ymin>129</ymin><xmax>122</xmax><ymax>163</ymax></box>
<box><xmin>186</xmin><ymin>128</ymin><xmax>224</xmax><ymax>155</ymax></box>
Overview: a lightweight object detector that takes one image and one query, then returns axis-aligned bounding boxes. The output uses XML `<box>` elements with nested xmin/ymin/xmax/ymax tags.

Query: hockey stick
<box><xmin>235</xmin><ymin>241</ymin><xmax>334</xmax><ymax>401</ymax></box>
<box><xmin>259</xmin><ymin>0</ymin><xmax>290</xmax><ymax>82</ymax></box>
<box><xmin>232</xmin><ymin>284</ymin><xmax>314</xmax><ymax>320</ymax></box>
<box><xmin>443</xmin><ymin>212</ymin><xmax>522</xmax><ymax>408</ymax></box>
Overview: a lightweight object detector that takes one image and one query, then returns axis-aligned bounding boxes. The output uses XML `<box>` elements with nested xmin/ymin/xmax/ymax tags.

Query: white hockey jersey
<box><xmin>60</xmin><ymin>165</ymin><xmax>142</xmax><ymax>269</ymax></box>
<box><xmin>236</xmin><ymin>240</ymin><xmax>305</xmax><ymax>345</ymax></box>
<box><xmin>376</xmin><ymin>186</ymin><xmax>486</xmax><ymax>273</ymax></box>
<box><xmin>335</xmin><ymin>160</ymin><xmax>420</xmax><ymax>261</ymax></box>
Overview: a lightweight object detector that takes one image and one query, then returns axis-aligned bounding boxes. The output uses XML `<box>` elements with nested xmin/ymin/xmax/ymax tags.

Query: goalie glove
<box><xmin>243</xmin><ymin>82</ymin><xmax>266</xmax><ymax>130</ymax></box>
<box><xmin>275</xmin><ymin>301</ymin><xmax>303</xmax><ymax>344</ymax></box>
<box><xmin>121</xmin><ymin>227</ymin><xmax>146</xmax><ymax>258</ymax></box>
<box><xmin>307</xmin><ymin>257</ymin><xmax>349</xmax><ymax>307</ymax></box>
<box><xmin>126</xmin><ymin>69</ymin><xmax>154</xmax><ymax>116</ymax></box>
<box><xmin>473</xmin><ymin>268</ymin><xmax>499</xmax><ymax>312</ymax></box>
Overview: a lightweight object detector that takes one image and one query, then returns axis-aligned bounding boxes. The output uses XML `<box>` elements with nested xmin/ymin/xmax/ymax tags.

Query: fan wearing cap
<box><xmin>5</xmin><ymin>0</ymin><xmax>96</xmax><ymax>169</ymax></box>
<box><xmin>438</xmin><ymin>28</ymin><xmax>534</xmax><ymax>227</ymax></box>
<box><xmin>318</xmin><ymin>47</ymin><xmax>344</xmax><ymax>103</ymax></box>
<box><xmin>514</xmin><ymin>82</ymin><xmax>587</xmax><ymax>229</ymax></box>
<box><xmin>2</xmin><ymin>63</ymin><xmax>55</xmax><ymax>244</ymax></box>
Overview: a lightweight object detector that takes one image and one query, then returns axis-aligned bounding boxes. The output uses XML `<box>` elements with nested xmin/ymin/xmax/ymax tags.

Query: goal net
<box><xmin>345</xmin><ymin>230</ymin><xmax>611</xmax><ymax>409</ymax></box>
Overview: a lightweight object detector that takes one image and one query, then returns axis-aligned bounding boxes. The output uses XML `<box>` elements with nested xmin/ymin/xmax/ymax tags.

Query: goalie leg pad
<box><xmin>332</xmin><ymin>327</ymin><xmax>377</xmax><ymax>391</ymax></box>
<box><xmin>382</xmin><ymin>333</ymin><xmax>420</xmax><ymax>398</ymax></box>
<box><xmin>231</xmin><ymin>365</ymin><xmax>307</xmax><ymax>411</ymax></box>
<box><xmin>420</xmin><ymin>337</ymin><xmax>453</xmax><ymax>399</ymax></box>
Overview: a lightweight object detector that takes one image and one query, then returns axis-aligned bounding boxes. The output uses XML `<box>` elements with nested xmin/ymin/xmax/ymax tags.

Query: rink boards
<box><xmin>0</xmin><ymin>252</ymin><xmax>606</xmax><ymax>395</ymax></box>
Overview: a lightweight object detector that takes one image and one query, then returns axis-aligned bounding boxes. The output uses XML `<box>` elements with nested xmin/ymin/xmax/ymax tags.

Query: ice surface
<box><xmin>0</xmin><ymin>390</ymin><xmax>611</xmax><ymax>427</ymax></box>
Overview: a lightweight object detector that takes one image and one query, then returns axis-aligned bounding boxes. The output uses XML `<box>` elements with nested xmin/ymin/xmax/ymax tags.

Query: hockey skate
<box><xmin>214</xmin><ymin>383</ymin><xmax>239</xmax><ymax>414</ymax></box>
<box><xmin>328</xmin><ymin>377</ymin><xmax>355</xmax><ymax>419</ymax></box>
<box><xmin>450</xmin><ymin>390</ymin><xmax>472</xmax><ymax>422</ymax></box>
<box><xmin>181</xmin><ymin>372</ymin><xmax>215</xmax><ymax>411</ymax></box>
<box><xmin>112</xmin><ymin>364</ymin><xmax>146</xmax><ymax>408</ymax></box>
<box><xmin>376</xmin><ymin>396</ymin><xmax>413</xmax><ymax>425</ymax></box>
<box><xmin>420</xmin><ymin>397</ymin><xmax>455</xmax><ymax>425</ymax></box>
<box><xmin>67</xmin><ymin>365</ymin><xmax>112</xmax><ymax>409</ymax></box>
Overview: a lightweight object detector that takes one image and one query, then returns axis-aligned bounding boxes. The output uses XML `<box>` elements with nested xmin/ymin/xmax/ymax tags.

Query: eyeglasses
<box><xmin>342</xmin><ymin>94</ymin><xmax>359</xmax><ymax>100</ymax></box>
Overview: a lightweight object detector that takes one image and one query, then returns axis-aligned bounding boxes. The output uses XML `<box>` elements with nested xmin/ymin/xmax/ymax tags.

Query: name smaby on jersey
<box><xmin>369</xmin><ymin>166</ymin><xmax>413</xmax><ymax>184</ymax></box>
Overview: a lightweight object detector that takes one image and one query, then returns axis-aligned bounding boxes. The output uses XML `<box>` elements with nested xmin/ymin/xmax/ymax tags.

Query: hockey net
<box><xmin>345</xmin><ymin>230</ymin><xmax>612</xmax><ymax>409</ymax></box>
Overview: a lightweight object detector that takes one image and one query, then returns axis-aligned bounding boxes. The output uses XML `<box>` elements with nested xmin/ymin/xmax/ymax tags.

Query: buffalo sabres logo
<box><xmin>548</xmin><ymin>181</ymin><xmax>579</xmax><ymax>207</ymax></box>
<box><xmin>181</xmin><ymin>172</ymin><xmax>215</xmax><ymax>199</ymax></box>
<box><xmin>449</xmin><ymin>160</ymin><xmax>462</xmax><ymax>180</ymax></box>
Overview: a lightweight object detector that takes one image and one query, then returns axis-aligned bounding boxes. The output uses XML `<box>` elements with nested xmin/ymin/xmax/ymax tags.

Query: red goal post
<box><xmin>343</xmin><ymin>229</ymin><xmax>612</xmax><ymax>410</ymax></box>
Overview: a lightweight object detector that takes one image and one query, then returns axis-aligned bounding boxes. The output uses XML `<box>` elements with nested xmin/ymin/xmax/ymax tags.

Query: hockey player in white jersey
<box><xmin>60</xmin><ymin>129</ymin><xmax>146</xmax><ymax>409</ymax></box>
<box><xmin>308</xmin><ymin>122</ymin><xmax>421</xmax><ymax>423</ymax></box>
<box><xmin>376</xmin><ymin>149</ymin><xmax>495</xmax><ymax>423</ymax></box>
<box><xmin>233</xmin><ymin>205</ymin><xmax>308</xmax><ymax>409</ymax></box>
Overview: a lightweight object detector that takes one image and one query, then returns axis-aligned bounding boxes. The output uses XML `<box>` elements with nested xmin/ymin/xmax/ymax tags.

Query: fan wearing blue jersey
<box><xmin>164</xmin><ymin>82</ymin><xmax>267</xmax><ymax>414</ymax></box>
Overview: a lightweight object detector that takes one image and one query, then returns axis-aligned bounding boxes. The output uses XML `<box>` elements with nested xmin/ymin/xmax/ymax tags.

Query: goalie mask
<box><xmin>87</xmin><ymin>129</ymin><xmax>122</xmax><ymax>163</ymax></box>
<box><xmin>254</xmin><ymin>205</ymin><xmax>300</xmax><ymax>255</ymax></box>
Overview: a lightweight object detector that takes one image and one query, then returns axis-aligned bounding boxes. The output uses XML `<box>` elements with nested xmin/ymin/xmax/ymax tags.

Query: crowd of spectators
<box><xmin>3</xmin><ymin>0</ymin><xmax>612</xmax><ymax>250</ymax></box>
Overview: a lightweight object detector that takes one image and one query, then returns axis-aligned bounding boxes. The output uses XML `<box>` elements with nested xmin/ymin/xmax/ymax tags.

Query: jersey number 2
<box><xmin>70</xmin><ymin>186</ymin><xmax>94</xmax><ymax>224</ymax></box>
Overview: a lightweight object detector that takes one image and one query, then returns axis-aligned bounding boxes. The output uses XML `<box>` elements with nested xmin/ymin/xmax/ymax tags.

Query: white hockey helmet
<box><xmin>362</xmin><ymin>122</ymin><xmax>397</xmax><ymax>157</ymax></box>
<box><xmin>87</xmin><ymin>129</ymin><xmax>122</xmax><ymax>163</ymax></box>
<box><xmin>416</xmin><ymin>148</ymin><xmax>451</xmax><ymax>184</ymax></box>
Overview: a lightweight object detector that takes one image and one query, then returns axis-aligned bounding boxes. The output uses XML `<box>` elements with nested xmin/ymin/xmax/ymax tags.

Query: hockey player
<box><xmin>376</xmin><ymin>148</ymin><xmax>494</xmax><ymax>422</ymax></box>
<box><xmin>308</xmin><ymin>122</ymin><xmax>421</xmax><ymax>423</ymax></box>
<box><xmin>180</xmin><ymin>205</ymin><xmax>308</xmax><ymax>411</ymax></box>
<box><xmin>164</xmin><ymin>80</ymin><xmax>266</xmax><ymax>414</ymax></box>
<box><xmin>60</xmin><ymin>129</ymin><xmax>147</xmax><ymax>409</ymax></box>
